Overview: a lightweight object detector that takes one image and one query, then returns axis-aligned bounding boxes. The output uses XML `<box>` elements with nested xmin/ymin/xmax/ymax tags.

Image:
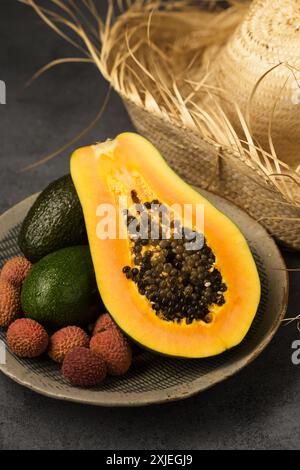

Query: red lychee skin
<box><xmin>90</xmin><ymin>328</ymin><xmax>132</xmax><ymax>376</ymax></box>
<box><xmin>48</xmin><ymin>326</ymin><xmax>90</xmax><ymax>363</ymax></box>
<box><xmin>92</xmin><ymin>313</ymin><xmax>117</xmax><ymax>336</ymax></box>
<box><xmin>7</xmin><ymin>318</ymin><xmax>48</xmax><ymax>358</ymax></box>
<box><xmin>62</xmin><ymin>347</ymin><xmax>107</xmax><ymax>387</ymax></box>
<box><xmin>0</xmin><ymin>279</ymin><xmax>21</xmax><ymax>328</ymax></box>
<box><xmin>1</xmin><ymin>257</ymin><xmax>32</xmax><ymax>288</ymax></box>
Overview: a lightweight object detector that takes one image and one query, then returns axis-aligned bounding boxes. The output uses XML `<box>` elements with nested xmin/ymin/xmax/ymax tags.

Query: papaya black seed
<box><xmin>133</xmin><ymin>244</ymin><xmax>142</xmax><ymax>254</ymax></box>
<box><xmin>159</xmin><ymin>240</ymin><xmax>169</xmax><ymax>249</ymax></box>
<box><xmin>131</xmin><ymin>189</ymin><xmax>140</xmax><ymax>203</ymax></box>
<box><xmin>163</xmin><ymin>263</ymin><xmax>172</xmax><ymax>273</ymax></box>
<box><xmin>154</xmin><ymin>263</ymin><xmax>164</xmax><ymax>274</ymax></box>
<box><xmin>184</xmin><ymin>285</ymin><xmax>193</xmax><ymax>296</ymax></box>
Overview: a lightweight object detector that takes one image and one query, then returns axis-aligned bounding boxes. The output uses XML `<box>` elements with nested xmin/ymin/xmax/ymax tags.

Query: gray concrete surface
<box><xmin>0</xmin><ymin>1</ymin><xmax>299</xmax><ymax>450</ymax></box>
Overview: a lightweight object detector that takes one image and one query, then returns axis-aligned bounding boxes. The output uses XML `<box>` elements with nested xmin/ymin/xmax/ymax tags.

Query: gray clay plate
<box><xmin>0</xmin><ymin>189</ymin><xmax>288</xmax><ymax>406</ymax></box>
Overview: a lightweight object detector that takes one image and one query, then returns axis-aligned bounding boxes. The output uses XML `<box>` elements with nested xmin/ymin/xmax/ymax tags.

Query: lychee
<box><xmin>1</xmin><ymin>256</ymin><xmax>32</xmax><ymax>288</ymax></box>
<box><xmin>0</xmin><ymin>279</ymin><xmax>21</xmax><ymax>328</ymax></box>
<box><xmin>62</xmin><ymin>347</ymin><xmax>107</xmax><ymax>387</ymax></box>
<box><xmin>48</xmin><ymin>326</ymin><xmax>89</xmax><ymax>363</ymax></box>
<box><xmin>90</xmin><ymin>328</ymin><xmax>132</xmax><ymax>375</ymax></box>
<box><xmin>7</xmin><ymin>318</ymin><xmax>48</xmax><ymax>358</ymax></box>
<box><xmin>92</xmin><ymin>313</ymin><xmax>117</xmax><ymax>336</ymax></box>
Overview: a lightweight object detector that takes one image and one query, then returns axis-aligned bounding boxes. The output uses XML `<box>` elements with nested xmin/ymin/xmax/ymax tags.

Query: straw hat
<box><xmin>213</xmin><ymin>0</ymin><xmax>300</xmax><ymax>169</ymax></box>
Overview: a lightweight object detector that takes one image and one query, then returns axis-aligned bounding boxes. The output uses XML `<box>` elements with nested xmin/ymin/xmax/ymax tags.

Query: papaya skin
<box><xmin>71</xmin><ymin>133</ymin><xmax>261</xmax><ymax>358</ymax></box>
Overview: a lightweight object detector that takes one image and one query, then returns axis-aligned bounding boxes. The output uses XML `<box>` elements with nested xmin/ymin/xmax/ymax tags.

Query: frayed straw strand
<box><xmin>21</xmin><ymin>86</ymin><xmax>112</xmax><ymax>171</ymax></box>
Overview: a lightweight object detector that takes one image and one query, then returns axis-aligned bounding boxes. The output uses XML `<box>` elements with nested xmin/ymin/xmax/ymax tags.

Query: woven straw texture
<box><xmin>125</xmin><ymin>100</ymin><xmax>300</xmax><ymax>250</ymax></box>
<box><xmin>213</xmin><ymin>0</ymin><xmax>300</xmax><ymax>169</ymax></box>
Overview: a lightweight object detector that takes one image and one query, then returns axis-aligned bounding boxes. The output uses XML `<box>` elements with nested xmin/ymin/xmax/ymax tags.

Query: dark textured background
<box><xmin>0</xmin><ymin>0</ymin><xmax>299</xmax><ymax>450</ymax></box>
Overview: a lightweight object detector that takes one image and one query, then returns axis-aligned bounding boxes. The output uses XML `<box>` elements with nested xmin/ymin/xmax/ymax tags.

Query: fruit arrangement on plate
<box><xmin>0</xmin><ymin>133</ymin><xmax>261</xmax><ymax>389</ymax></box>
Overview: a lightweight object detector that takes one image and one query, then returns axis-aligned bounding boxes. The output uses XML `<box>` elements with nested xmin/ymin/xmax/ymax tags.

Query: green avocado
<box><xmin>21</xmin><ymin>246</ymin><xmax>102</xmax><ymax>328</ymax></box>
<box><xmin>18</xmin><ymin>174</ymin><xmax>87</xmax><ymax>263</ymax></box>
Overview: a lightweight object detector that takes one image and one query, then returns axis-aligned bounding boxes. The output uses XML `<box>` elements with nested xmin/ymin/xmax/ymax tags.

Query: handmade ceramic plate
<box><xmin>0</xmin><ymin>189</ymin><xmax>288</xmax><ymax>406</ymax></box>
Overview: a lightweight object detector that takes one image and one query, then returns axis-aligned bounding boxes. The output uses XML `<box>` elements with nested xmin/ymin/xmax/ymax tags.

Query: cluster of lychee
<box><xmin>0</xmin><ymin>256</ymin><xmax>132</xmax><ymax>387</ymax></box>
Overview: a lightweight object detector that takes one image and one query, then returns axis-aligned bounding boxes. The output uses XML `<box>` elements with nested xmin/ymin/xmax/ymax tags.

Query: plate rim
<box><xmin>0</xmin><ymin>192</ymin><xmax>289</xmax><ymax>407</ymax></box>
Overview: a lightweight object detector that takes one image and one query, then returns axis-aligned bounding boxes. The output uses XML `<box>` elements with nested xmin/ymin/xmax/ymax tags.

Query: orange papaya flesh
<box><xmin>71</xmin><ymin>132</ymin><xmax>261</xmax><ymax>358</ymax></box>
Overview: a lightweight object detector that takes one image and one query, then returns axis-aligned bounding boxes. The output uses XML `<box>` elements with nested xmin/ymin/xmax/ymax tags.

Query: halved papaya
<box><xmin>71</xmin><ymin>133</ymin><xmax>260</xmax><ymax>358</ymax></box>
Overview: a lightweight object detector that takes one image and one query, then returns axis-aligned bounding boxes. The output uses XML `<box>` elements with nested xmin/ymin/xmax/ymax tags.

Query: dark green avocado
<box><xmin>18</xmin><ymin>174</ymin><xmax>87</xmax><ymax>262</ymax></box>
<box><xmin>21</xmin><ymin>246</ymin><xmax>102</xmax><ymax>328</ymax></box>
